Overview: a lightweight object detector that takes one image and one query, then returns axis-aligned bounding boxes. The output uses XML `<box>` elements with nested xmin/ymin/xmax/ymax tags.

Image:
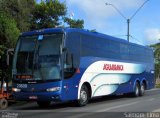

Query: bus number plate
<box><xmin>29</xmin><ymin>96</ymin><xmax>37</xmax><ymax>100</ymax></box>
<box><xmin>17</xmin><ymin>84</ymin><xmax>27</xmax><ymax>88</ymax></box>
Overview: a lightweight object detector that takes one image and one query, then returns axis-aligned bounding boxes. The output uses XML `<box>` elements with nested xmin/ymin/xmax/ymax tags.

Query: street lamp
<box><xmin>105</xmin><ymin>0</ymin><xmax>149</xmax><ymax>42</ymax></box>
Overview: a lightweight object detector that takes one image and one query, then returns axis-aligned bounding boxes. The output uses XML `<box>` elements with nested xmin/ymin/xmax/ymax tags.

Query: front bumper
<box><xmin>13</xmin><ymin>91</ymin><xmax>61</xmax><ymax>102</ymax></box>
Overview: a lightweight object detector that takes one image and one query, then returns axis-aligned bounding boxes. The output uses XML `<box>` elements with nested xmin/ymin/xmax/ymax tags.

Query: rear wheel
<box><xmin>133</xmin><ymin>82</ymin><xmax>140</xmax><ymax>97</ymax></box>
<box><xmin>77</xmin><ymin>85</ymin><xmax>89</xmax><ymax>106</ymax></box>
<box><xmin>140</xmin><ymin>83</ymin><xmax>145</xmax><ymax>96</ymax></box>
<box><xmin>0</xmin><ymin>98</ymin><xmax>8</xmax><ymax>109</ymax></box>
<box><xmin>37</xmin><ymin>101</ymin><xmax>51</xmax><ymax>108</ymax></box>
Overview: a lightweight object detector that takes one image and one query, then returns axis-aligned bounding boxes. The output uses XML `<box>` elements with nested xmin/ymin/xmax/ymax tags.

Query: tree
<box><xmin>0</xmin><ymin>13</ymin><xmax>20</xmax><ymax>47</ymax></box>
<box><xmin>0</xmin><ymin>0</ymin><xmax>85</xmax><ymax>83</ymax></box>
<box><xmin>150</xmin><ymin>43</ymin><xmax>160</xmax><ymax>79</ymax></box>
<box><xmin>30</xmin><ymin>0</ymin><xmax>84</xmax><ymax>29</ymax></box>
<box><xmin>30</xmin><ymin>0</ymin><xmax>66</xmax><ymax>30</ymax></box>
<box><xmin>0</xmin><ymin>12</ymin><xmax>20</xmax><ymax>80</ymax></box>
<box><xmin>0</xmin><ymin>0</ymin><xmax>35</xmax><ymax>32</ymax></box>
<box><xmin>64</xmin><ymin>17</ymin><xmax>84</xmax><ymax>29</ymax></box>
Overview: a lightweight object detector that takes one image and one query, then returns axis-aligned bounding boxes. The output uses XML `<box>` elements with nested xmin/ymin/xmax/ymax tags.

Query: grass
<box><xmin>156</xmin><ymin>84</ymin><xmax>160</xmax><ymax>88</ymax></box>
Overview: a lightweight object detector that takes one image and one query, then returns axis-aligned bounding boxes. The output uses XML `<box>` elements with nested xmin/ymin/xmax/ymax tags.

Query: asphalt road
<box><xmin>1</xmin><ymin>88</ymin><xmax>160</xmax><ymax>118</ymax></box>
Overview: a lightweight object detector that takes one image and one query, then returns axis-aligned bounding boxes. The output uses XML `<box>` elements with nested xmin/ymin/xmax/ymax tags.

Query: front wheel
<box><xmin>77</xmin><ymin>85</ymin><xmax>89</xmax><ymax>107</ymax></box>
<box><xmin>37</xmin><ymin>101</ymin><xmax>51</xmax><ymax>108</ymax></box>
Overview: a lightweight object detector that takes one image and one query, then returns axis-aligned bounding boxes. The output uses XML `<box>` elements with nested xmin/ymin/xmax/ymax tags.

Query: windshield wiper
<box><xmin>32</xmin><ymin>40</ymin><xmax>39</xmax><ymax>75</ymax></box>
<box><xmin>32</xmin><ymin>40</ymin><xmax>45</xmax><ymax>81</ymax></box>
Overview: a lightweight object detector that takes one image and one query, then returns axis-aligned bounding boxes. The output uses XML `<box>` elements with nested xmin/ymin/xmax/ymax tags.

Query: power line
<box><xmin>130</xmin><ymin>35</ymin><xmax>144</xmax><ymax>45</ymax></box>
<box><xmin>105</xmin><ymin>0</ymin><xmax>150</xmax><ymax>42</ymax></box>
<box><xmin>130</xmin><ymin>0</ymin><xmax>150</xmax><ymax>20</ymax></box>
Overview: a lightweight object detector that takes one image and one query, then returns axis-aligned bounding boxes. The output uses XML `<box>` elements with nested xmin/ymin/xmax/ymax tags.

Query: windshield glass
<box><xmin>13</xmin><ymin>34</ymin><xmax>63</xmax><ymax>82</ymax></box>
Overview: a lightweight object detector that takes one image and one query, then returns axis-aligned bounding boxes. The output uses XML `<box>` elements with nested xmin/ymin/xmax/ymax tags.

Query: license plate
<box><xmin>29</xmin><ymin>96</ymin><xmax>37</xmax><ymax>100</ymax></box>
<box><xmin>17</xmin><ymin>84</ymin><xmax>27</xmax><ymax>88</ymax></box>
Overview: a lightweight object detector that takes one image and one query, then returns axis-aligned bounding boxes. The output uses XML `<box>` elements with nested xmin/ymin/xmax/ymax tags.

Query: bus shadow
<box><xmin>89</xmin><ymin>94</ymin><xmax>129</xmax><ymax>104</ymax></box>
<box><xmin>17</xmin><ymin>102</ymin><xmax>75</xmax><ymax>110</ymax></box>
<box><xmin>16</xmin><ymin>94</ymin><xmax>133</xmax><ymax>110</ymax></box>
<box><xmin>18</xmin><ymin>89</ymin><xmax>160</xmax><ymax>110</ymax></box>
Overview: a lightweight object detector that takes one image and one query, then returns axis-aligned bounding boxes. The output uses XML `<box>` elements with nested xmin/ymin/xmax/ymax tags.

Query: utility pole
<box><xmin>127</xmin><ymin>19</ymin><xmax>130</xmax><ymax>41</ymax></box>
<box><xmin>105</xmin><ymin>0</ymin><xmax>150</xmax><ymax>42</ymax></box>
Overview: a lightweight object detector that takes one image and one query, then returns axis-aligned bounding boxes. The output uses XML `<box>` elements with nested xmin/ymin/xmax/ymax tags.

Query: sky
<box><xmin>37</xmin><ymin>0</ymin><xmax>160</xmax><ymax>45</ymax></box>
<box><xmin>64</xmin><ymin>0</ymin><xmax>160</xmax><ymax>45</ymax></box>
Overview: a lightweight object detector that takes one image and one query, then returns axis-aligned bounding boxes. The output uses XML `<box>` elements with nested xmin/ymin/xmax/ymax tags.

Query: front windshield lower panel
<box><xmin>12</xmin><ymin>34</ymin><xmax>63</xmax><ymax>83</ymax></box>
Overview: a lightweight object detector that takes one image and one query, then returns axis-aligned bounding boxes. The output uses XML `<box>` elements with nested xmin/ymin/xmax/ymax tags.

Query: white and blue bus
<box><xmin>12</xmin><ymin>28</ymin><xmax>155</xmax><ymax>107</ymax></box>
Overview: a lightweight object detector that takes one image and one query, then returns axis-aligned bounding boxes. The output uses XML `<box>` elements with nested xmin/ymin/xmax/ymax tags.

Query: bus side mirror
<box><xmin>7</xmin><ymin>48</ymin><xmax>14</xmax><ymax>66</ymax></box>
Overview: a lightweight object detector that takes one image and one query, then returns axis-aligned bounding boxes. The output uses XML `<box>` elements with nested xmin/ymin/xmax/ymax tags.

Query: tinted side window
<box><xmin>64</xmin><ymin>50</ymin><xmax>76</xmax><ymax>79</ymax></box>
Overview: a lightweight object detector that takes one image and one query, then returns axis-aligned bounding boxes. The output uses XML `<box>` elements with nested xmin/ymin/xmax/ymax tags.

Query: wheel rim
<box><xmin>135</xmin><ymin>85</ymin><xmax>139</xmax><ymax>96</ymax></box>
<box><xmin>80</xmin><ymin>90</ymin><xmax>87</xmax><ymax>103</ymax></box>
<box><xmin>141</xmin><ymin>84</ymin><xmax>145</xmax><ymax>94</ymax></box>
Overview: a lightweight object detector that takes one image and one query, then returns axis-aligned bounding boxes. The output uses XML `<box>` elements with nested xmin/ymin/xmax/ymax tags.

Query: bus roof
<box><xmin>21</xmin><ymin>28</ymin><xmax>150</xmax><ymax>49</ymax></box>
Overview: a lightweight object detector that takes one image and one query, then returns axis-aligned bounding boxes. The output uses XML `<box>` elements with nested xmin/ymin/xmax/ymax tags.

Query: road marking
<box><xmin>97</xmin><ymin>101</ymin><xmax>139</xmax><ymax>112</ymax></box>
<box><xmin>145</xmin><ymin>98</ymin><xmax>155</xmax><ymax>102</ymax></box>
<box><xmin>147</xmin><ymin>88</ymin><xmax>160</xmax><ymax>92</ymax></box>
<box><xmin>68</xmin><ymin>112</ymin><xmax>95</xmax><ymax>118</ymax></box>
<box><xmin>153</xmin><ymin>108</ymin><xmax>160</xmax><ymax>112</ymax></box>
<box><xmin>68</xmin><ymin>101</ymin><xmax>139</xmax><ymax>118</ymax></box>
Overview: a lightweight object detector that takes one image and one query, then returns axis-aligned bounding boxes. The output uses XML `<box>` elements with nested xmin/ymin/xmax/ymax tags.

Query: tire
<box><xmin>139</xmin><ymin>83</ymin><xmax>145</xmax><ymax>96</ymax></box>
<box><xmin>0</xmin><ymin>98</ymin><xmax>8</xmax><ymax>109</ymax></box>
<box><xmin>133</xmin><ymin>82</ymin><xmax>140</xmax><ymax>97</ymax></box>
<box><xmin>77</xmin><ymin>85</ymin><xmax>89</xmax><ymax>106</ymax></box>
<box><xmin>37</xmin><ymin>101</ymin><xmax>51</xmax><ymax>108</ymax></box>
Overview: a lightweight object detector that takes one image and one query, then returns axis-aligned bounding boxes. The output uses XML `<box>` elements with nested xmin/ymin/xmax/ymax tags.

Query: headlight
<box><xmin>12</xmin><ymin>88</ymin><xmax>21</xmax><ymax>92</ymax></box>
<box><xmin>46</xmin><ymin>87</ymin><xmax>60</xmax><ymax>92</ymax></box>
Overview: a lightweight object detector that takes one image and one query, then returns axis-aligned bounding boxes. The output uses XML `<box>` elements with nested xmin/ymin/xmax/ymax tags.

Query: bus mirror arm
<box><xmin>62</xmin><ymin>48</ymin><xmax>67</xmax><ymax>52</ymax></box>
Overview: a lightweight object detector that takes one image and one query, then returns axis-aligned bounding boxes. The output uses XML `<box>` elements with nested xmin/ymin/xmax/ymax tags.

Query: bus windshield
<box><xmin>12</xmin><ymin>34</ymin><xmax>63</xmax><ymax>82</ymax></box>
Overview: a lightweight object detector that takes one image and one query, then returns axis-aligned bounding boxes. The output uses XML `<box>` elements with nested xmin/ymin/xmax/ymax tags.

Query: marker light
<box><xmin>16</xmin><ymin>75</ymin><xmax>33</xmax><ymax>79</ymax></box>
